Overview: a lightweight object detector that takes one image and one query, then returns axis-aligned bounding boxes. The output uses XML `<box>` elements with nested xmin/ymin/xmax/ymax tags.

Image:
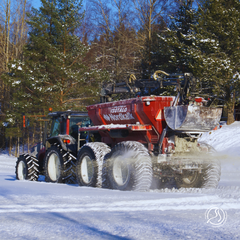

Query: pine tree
<box><xmin>159</xmin><ymin>0</ymin><xmax>240</xmax><ymax>124</ymax></box>
<box><xmin>3</xmin><ymin>0</ymin><xmax>101</xmax><ymax>125</ymax></box>
<box><xmin>159</xmin><ymin>0</ymin><xmax>198</xmax><ymax>73</ymax></box>
<box><xmin>156</xmin><ymin>0</ymin><xmax>204</xmax><ymax>97</ymax></box>
<box><xmin>195</xmin><ymin>0</ymin><xmax>240</xmax><ymax>124</ymax></box>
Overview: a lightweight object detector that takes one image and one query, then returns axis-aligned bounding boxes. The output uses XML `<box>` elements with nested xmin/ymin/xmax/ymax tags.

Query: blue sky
<box><xmin>31</xmin><ymin>0</ymin><xmax>87</xmax><ymax>9</ymax></box>
<box><xmin>32</xmin><ymin>0</ymin><xmax>42</xmax><ymax>9</ymax></box>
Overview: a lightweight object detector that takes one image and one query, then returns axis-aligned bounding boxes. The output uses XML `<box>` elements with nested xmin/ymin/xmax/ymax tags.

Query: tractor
<box><xmin>15</xmin><ymin>111</ymin><xmax>92</xmax><ymax>183</ymax></box>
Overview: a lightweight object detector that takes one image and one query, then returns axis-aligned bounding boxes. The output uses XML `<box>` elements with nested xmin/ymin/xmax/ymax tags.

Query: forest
<box><xmin>0</xmin><ymin>0</ymin><xmax>240</xmax><ymax>154</ymax></box>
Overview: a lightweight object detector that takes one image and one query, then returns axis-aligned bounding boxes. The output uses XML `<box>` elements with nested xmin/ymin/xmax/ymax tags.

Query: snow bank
<box><xmin>199</xmin><ymin>121</ymin><xmax>240</xmax><ymax>156</ymax></box>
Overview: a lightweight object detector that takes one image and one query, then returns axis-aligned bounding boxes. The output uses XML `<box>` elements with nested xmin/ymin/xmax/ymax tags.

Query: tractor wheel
<box><xmin>76</xmin><ymin>142</ymin><xmax>110</xmax><ymax>187</ymax></box>
<box><xmin>15</xmin><ymin>154</ymin><xmax>39</xmax><ymax>181</ymax></box>
<box><xmin>44</xmin><ymin>146</ymin><xmax>71</xmax><ymax>183</ymax></box>
<box><xmin>64</xmin><ymin>152</ymin><xmax>77</xmax><ymax>184</ymax></box>
<box><xmin>104</xmin><ymin>141</ymin><xmax>153</xmax><ymax>191</ymax></box>
<box><xmin>175</xmin><ymin>160</ymin><xmax>221</xmax><ymax>189</ymax></box>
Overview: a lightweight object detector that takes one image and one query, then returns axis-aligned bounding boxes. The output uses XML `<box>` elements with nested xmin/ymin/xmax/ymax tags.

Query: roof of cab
<box><xmin>48</xmin><ymin>110</ymin><xmax>88</xmax><ymax>117</ymax></box>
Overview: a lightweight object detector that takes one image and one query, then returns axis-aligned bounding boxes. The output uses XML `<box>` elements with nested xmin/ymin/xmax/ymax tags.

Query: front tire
<box><xmin>44</xmin><ymin>146</ymin><xmax>69</xmax><ymax>183</ymax></box>
<box><xmin>15</xmin><ymin>154</ymin><xmax>39</xmax><ymax>181</ymax></box>
<box><xmin>104</xmin><ymin>141</ymin><xmax>153</xmax><ymax>191</ymax></box>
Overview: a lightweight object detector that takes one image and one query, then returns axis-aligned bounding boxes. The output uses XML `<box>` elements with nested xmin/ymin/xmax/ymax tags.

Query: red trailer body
<box><xmin>86</xmin><ymin>96</ymin><xmax>175</xmax><ymax>148</ymax></box>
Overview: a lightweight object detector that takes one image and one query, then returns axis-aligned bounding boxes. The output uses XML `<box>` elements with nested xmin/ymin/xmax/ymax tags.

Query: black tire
<box><xmin>175</xmin><ymin>160</ymin><xmax>221</xmax><ymax>188</ymax></box>
<box><xmin>103</xmin><ymin>141</ymin><xmax>153</xmax><ymax>191</ymax></box>
<box><xmin>175</xmin><ymin>143</ymin><xmax>221</xmax><ymax>189</ymax></box>
<box><xmin>76</xmin><ymin>142</ymin><xmax>110</xmax><ymax>187</ymax></box>
<box><xmin>175</xmin><ymin>170</ymin><xmax>203</xmax><ymax>188</ymax></box>
<box><xmin>44</xmin><ymin>146</ymin><xmax>71</xmax><ymax>183</ymax></box>
<box><xmin>102</xmin><ymin>152</ymin><xmax>111</xmax><ymax>189</ymax></box>
<box><xmin>202</xmin><ymin>160</ymin><xmax>221</xmax><ymax>188</ymax></box>
<box><xmin>65</xmin><ymin>152</ymin><xmax>77</xmax><ymax>184</ymax></box>
<box><xmin>15</xmin><ymin>154</ymin><xmax>39</xmax><ymax>181</ymax></box>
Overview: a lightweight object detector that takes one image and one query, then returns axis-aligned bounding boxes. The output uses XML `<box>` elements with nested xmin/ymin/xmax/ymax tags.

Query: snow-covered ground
<box><xmin>0</xmin><ymin>123</ymin><xmax>240</xmax><ymax>240</ymax></box>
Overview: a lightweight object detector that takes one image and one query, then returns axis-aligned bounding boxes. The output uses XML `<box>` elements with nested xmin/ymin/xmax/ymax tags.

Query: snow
<box><xmin>1</xmin><ymin>123</ymin><xmax>240</xmax><ymax>239</ymax></box>
<box><xmin>199</xmin><ymin>121</ymin><xmax>240</xmax><ymax>155</ymax></box>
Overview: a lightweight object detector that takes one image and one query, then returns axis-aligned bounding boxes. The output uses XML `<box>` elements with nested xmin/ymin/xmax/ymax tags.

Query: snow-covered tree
<box><xmin>195</xmin><ymin>0</ymin><xmax>240</xmax><ymax>124</ymax></box>
<box><xmin>159</xmin><ymin>0</ymin><xmax>240</xmax><ymax>124</ymax></box>
<box><xmin>3</xmin><ymin>0</ymin><xmax>102</xmax><ymax>124</ymax></box>
<box><xmin>158</xmin><ymin>0</ymin><xmax>198</xmax><ymax>72</ymax></box>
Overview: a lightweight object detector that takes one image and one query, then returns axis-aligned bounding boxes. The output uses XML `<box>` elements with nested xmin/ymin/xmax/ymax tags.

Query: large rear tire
<box><xmin>76</xmin><ymin>142</ymin><xmax>110</xmax><ymax>187</ymax></box>
<box><xmin>104</xmin><ymin>141</ymin><xmax>152</xmax><ymax>191</ymax></box>
<box><xmin>44</xmin><ymin>146</ymin><xmax>71</xmax><ymax>183</ymax></box>
<box><xmin>175</xmin><ymin>160</ymin><xmax>221</xmax><ymax>188</ymax></box>
<box><xmin>15</xmin><ymin>154</ymin><xmax>39</xmax><ymax>181</ymax></box>
<box><xmin>175</xmin><ymin>143</ymin><xmax>221</xmax><ymax>189</ymax></box>
<box><xmin>175</xmin><ymin>170</ymin><xmax>202</xmax><ymax>188</ymax></box>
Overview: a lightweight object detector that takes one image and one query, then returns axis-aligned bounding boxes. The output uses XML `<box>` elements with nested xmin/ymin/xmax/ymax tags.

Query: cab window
<box><xmin>50</xmin><ymin>118</ymin><xmax>60</xmax><ymax>137</ymax></box>
<box><xmin>50</xmin><ymin>117</ymin><xmax>66</xmax><ymax>136</ymax></box>
<box><xmin>69</xmin><ymin>116</ymin><xmax>91</xmax><ymax>140</ymax></box>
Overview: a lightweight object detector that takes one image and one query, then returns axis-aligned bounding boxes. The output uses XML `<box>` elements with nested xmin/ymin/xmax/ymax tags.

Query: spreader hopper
<box><xmin>164</xmin><ymin>105</ymin><xmax>222</xmax><ymax>132</ymax></box>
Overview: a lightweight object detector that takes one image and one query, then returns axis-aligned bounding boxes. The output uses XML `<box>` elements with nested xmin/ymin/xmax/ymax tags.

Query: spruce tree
<box><xmin>157</xmin><ymin>1</ymin><xmax>204</xmax><ymax>97</ymax></box>
<box><xmin>159</xmin><ymin>0</ymin><xmax>240</xmax><ymax>124</ymax></box>
<box><xmin>195</xmin><ymin>0</ymin><xmax>240</xmax><ymax>124</ymax></box>
<box><xmin>158</xmin><ymin>0</ymin><xmax>198</xmax><ymax>73</ymax></box>
<box><xmin>3</xmin><ymin>0</ymin><xmax>101</xmax><ymax>125</ymax></box>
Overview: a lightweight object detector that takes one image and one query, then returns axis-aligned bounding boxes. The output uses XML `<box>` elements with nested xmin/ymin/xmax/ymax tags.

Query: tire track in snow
<box><xmin>0</xmin><ymin>159</ymin><xmax>16</xmax><ymax>172</ymax></box>
<box><xmin>0</xmin><ymin>162</ymin><xmax>15</xmax><ymax>168</ymax></box>
<box><xmin>1</xmin><ymin>196</ymin><xmax>240</xmax><ymax>213</ymax></box>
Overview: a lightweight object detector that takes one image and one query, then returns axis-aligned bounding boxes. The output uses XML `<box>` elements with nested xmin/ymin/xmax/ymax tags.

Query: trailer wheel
<box><xmin>15</xmin><ymin>154</ymin><xmax>39</xmax><ymax>181</ymax></box>
<box><xmin>104</xmin><ymin>141</ymin><xmax>152</xmax><ymax>191</ymax></box>
<box><xmin>76</xmin><ymin>142</ymin><xmax>111</xmax><ymax>187</ymax></box>
<box><xmin>44</xmin><ymin>146</ymin><xmax>69</xmax><ymax>183</ymax></box>
<box><xmin>175</xmin><ymin>160</ymin><xmax>221</xmax><ymax>188</ymax></box>
<box><xmin>202</xmin><ymin>160</ymin><xmax>221</xmax><ymax>188</ymax></box>
<box><xmin>175</xmin><ymin>170</ymin><xmax>202</xmax><ymax>188</ymax></box>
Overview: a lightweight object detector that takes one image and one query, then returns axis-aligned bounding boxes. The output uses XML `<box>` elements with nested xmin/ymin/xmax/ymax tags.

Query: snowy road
<box><xmin>0</xmin><ymin>154</ymin><xmax>240</xmax><ymax>240</ymax></box>
<box><xmin>1</xmin><ymin>123</ymin><xmax>240</xmax><ymax>239</ymax></box>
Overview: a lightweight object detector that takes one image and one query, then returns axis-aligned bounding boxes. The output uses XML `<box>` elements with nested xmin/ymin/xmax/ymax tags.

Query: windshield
<box><xmin>50</xmin><ymin>118</ymin><xmax>60</xmax><ymax>137</ymax></box>
<box><xmin>49</xmin><ymin>117</ymin><xmax>66</xmax><ymax>137</ymax></box>
<box><xmin>69</xmin><ymin>116</ymin><xmax>91</xmax><ymax>140</ymax></box>
<box><xmin>49</xmin><ymin>115</ymin><xmax>91</xmax><ymax>139</ymax></box>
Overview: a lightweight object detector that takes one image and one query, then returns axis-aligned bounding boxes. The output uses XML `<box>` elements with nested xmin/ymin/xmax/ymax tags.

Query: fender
<box><xmin>46</xmin><ymin>134</ymin><xmax>77</xmax><ymax>154</ymax></box>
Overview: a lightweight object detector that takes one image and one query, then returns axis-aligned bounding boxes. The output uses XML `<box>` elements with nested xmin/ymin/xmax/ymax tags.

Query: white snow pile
<box><xmin>0</xmin><ymin>122</ymin><xmax>240</xmax><ymax>239</ymax></box>
<box><xmin>199</xmin><ymin>121</ymin><xmax>240</xmax><ymax>156</ymax></box>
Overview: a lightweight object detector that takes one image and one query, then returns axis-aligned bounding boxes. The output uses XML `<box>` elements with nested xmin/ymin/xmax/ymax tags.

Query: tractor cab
<box><xmin>45</xmin><ymin>111</ymin><xmax>91</xmax><ymax>154</ymax></box>
<box><xmin>48</xmin><ymin>111</ymin><xmax>91</xmax><ymax>140</ymax></box>
<box><xmin>29</xmin><ymin>111</ymin><xmax>91</xmax><ymax>177</ymax></box>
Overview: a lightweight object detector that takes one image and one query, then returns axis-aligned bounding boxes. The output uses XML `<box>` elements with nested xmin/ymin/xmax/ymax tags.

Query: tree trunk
<box><xmin>9</xmin><ymin>136</ymin><xmax>12</xmax><ymax>156</ymax></box>
<box><xmin>15</xmin><ymin>139</ymin><xmax>17</xmax><ymax>157</ymax></box>
<box><xmin>227</xmin><ymin>103</ymin><xmax>235</xmax><ymax>125</ymax></box>
<box><xmin>17</xmin><ymin>132</ymin><xmax>20</xmax><ymax>157</ymax></box>
<box><xmin>5</xmin><ymin>0</ymin><xmax>11</xmax><ymax>70</ymax></box>
<box><xmin>28</xmin><ymin>131</ymin><xmax>29</xmax><ymax>153</ymax></box>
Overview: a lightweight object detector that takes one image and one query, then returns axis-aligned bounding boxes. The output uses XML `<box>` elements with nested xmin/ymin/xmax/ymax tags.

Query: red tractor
<box><xmin>16</xmin><ymin>71</ymin><xmax>222</xmax><ymax>190</ymax></box>
<box><xmin>15</xmin><ymin>111</ymin><xmax>92</xmax><ymax>183</ymax></box>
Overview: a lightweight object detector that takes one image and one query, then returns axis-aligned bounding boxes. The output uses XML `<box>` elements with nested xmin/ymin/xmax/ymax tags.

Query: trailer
<box><xmin>76</xmin><ymin>96</ymin><xmax>221</xmax><ymax>190</ymax></box>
